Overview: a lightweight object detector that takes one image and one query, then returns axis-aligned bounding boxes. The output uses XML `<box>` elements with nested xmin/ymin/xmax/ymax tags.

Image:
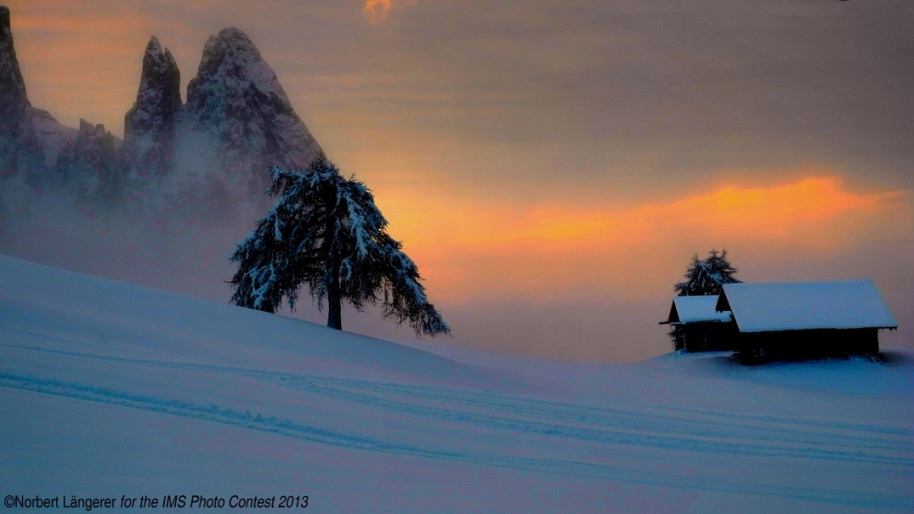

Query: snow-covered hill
<box><xmin>1</xmin><ymin>254</ymin><xmax>912</xmax><ymax>513</ymax></box>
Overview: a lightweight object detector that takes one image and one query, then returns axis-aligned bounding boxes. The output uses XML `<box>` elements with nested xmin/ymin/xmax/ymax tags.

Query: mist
<box><xmin>3</xmin><ymin>176</ymin><xmax>910</xmax><ymax>364</ymax></box>
<box><xmin>2</xmin><ymin>1</ymin><xmax>911</xmax><ymax>363</ymax></box>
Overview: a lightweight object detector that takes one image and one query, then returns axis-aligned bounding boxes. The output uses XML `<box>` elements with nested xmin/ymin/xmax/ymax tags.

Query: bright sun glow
<box><xmin>363</xmin><ymin>0</ymin><xmax>393</xmax><ymax>23</ymax></box>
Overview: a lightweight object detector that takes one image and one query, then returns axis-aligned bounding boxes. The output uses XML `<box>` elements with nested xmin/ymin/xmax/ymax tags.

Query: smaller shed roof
<box><xmin>662</xmin><ymin>295</ymin><xmax>732</xmax><ymax>325</ymax></box>
<box><xmin>716</xmin><ymin>280</ymin><xmax>898</xmax><ymax>333</ymax></box>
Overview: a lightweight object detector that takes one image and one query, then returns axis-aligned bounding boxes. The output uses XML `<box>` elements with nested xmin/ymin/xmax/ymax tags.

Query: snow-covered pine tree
<box><xmin>229</xmin><ymin>156</ymin><xmax>450</xmax><ymax>336</ymax></box>
<box><xmin>674</xmin><ymin>249</ymin><xmax>741</xmax><ymax>296</ymax></box>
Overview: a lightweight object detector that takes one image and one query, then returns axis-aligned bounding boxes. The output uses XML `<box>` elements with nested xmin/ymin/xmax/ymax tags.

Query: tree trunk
<box><xmin>325</xmin><ymin>191</ymin><xmax>343</xmax><ymax>331</ymax></box>
<box><xmin>327</xmin><ymin>264</ymin><xmax>342</xmax><ymax>330</ymax></box>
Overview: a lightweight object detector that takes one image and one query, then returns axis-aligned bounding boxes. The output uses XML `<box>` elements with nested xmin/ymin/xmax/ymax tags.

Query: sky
<box><xmin>4</xmin><ymin>0</ymin><xmax>913</xmax><ymax>362</ymax></box>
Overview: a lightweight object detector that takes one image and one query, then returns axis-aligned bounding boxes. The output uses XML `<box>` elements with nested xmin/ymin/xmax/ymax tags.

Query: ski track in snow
<box><xmin>1</xmin><ymin>338</ymin><xmax>912</xmax><ymax>510</ymax></box>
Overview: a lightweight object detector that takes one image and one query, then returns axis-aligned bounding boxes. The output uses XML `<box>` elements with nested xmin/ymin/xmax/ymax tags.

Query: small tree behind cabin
<box><xmin>675</xmin><ymin>249</ymin><xmax>741</xmax><ymax>296</ymax></box>
<box><xmin>229</xmin><ymin>156</ymin><xmax>449</xmax><ymax>337</ymax></box>
<box><xmin>670</xmin><ymin>249</ymin><xmax>741</xmax><ymax>350</ymax></box>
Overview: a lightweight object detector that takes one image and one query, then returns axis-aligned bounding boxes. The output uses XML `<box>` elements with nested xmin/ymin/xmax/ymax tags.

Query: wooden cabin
<box><xmin>716</xmin><ymin>280</ymin><xmax>898</xmax><ymax>363</ymax></box>
<box><xmin>661</xmin><ymin>295</ymin><xmax>738</xmax><ymax>352</ymax></box>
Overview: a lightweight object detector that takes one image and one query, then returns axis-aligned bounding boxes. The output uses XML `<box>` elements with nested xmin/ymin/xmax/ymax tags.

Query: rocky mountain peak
<box><xmin>185</xmin><ymin>26</ymin><xmax>322</xmax><ymax>173</ymax></box>
<box><xmin>121</xmin><ymin>35</ymin><xmax>182</xmax><ymax>189</ymax></box>
<box><xmin>124</xmin><ymin>35</ymin><xmax>181</xmax><ymax>138</ymax></box>
<box><xmin>1</xmin><ymin>6</ymin><xmax>12</xmax><ymax>43</ymax></box>
<box><xmin>186</xmin><ymin>27</ymin><xmax>293</xmax><ymax>127</ymax></box>
<box><xmin>3</xmin><ymin>8</ymin><xmax>323</xmax><ymax>217</ymax></box>
<box><xmin>0</xmin><ymin>5</ymin><xmax>26</xmax><ymax>105</ymax></box>
<box><xmin>0</xmin><ymin>5</ymin><xmax>44</xmax><ymax>175</ymax></box>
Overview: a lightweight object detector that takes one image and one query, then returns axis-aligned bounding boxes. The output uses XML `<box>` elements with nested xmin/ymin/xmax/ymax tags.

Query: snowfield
<box><xmin>1</xmin><ymin>254</ymin><xmax>912</xmax><ymax>513</ymax></box>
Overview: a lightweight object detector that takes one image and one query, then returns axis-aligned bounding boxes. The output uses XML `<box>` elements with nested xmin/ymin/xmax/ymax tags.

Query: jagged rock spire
<box><xmin>121</xmin><ymin>35</ymin><xmax>182</xmax><ymax>189</ymax></box>
<box><xmin>186</xmin><ymin>27</ymin><xmax>281</xmax><ymax>126</ymax></box>
<box><xmin>124</xmin><ymin>36</ymin><xmax>182</xmax><ymax>137</ymax></box>
<box><xmin>185</xmin><ymin>27</ymin><xmax>322</xmax><ymax>182</ymax></box>
<box><xmin>0</xmin><ymin>5</ymin><xmax>45</xmax><ymax>175</ymax></box>
<box><xmin>0</xmin><ymin>5</ymin><xmax>28</xmax><ymax>105</ymax></box>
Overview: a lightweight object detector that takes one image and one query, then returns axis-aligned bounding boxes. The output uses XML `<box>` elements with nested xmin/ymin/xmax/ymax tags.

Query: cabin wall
<box><xmin>674</xmin><ymin>322</ymin><xmax>739</xmax><ymax>352</ymax></box>
<box><xmin>736</xmin><ymin>328</ymin><xmax>879</xmax><ymax>364</ymax></box>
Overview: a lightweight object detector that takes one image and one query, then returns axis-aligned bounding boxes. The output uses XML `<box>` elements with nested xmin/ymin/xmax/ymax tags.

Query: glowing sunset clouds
<box><xmin>378</xmin><ymin>172</ymin><xmax>909</xmax><ymax>305</ymax></box>
<box><xmin>364</xmin><ymin>0</ymin><xmax>393</xmax><ymax>23</ymax></box>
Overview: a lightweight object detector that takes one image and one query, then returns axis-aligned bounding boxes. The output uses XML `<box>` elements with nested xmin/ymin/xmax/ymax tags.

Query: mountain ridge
<box><xmin>0</xmin><ymin>5</ymin><xmax>323</xmax><ymax>217</ymax></box>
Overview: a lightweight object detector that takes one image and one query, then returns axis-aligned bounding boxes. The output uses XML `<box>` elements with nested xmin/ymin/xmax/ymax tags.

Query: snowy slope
<box><xmin>1</xmin><ymin>254</ymin><xmax>912</xmax><ymax>513</ymax></box>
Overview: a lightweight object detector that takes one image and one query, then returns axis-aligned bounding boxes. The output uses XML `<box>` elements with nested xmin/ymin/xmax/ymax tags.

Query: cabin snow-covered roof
<box><xmin>662</xmin><ymin>295</ymin><xmax>732</xmax><ymax>325</ymax></box>
<box><xmin>716</xmin><ymin>280</ymin><xmax>898</xmax><ymax>333</ymax></box>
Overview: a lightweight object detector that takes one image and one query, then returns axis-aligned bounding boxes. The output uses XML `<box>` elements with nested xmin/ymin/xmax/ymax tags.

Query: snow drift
<box><xmin>1</xmin><ymin>254</ymin><xmax>912</xmax><ymax>513</ymax></box>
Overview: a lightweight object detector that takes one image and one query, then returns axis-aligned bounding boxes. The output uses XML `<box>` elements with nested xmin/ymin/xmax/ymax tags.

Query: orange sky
<box><xmin>363</xmin><ymin>0</ymin><xmax>393</xmax><ymax>23</ymax></box>
<box><xmin>376</xmin><ymin>172</ymin><xmax>910</xmax><ymax>305</ymax></box>
<box><xmin>4</xmin><ymin>1</ymin><xmax>912</xmax><ymax>361</ymax></box>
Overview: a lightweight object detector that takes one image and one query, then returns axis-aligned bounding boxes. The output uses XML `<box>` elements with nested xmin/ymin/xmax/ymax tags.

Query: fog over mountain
<box><xmin>1</xmin><ymin>6</ymin><xmax>321</xmax><ymax>217</ymax></box>
<box><xmin>0</xmin><ymin>5</ymin><xmax>334</xmax><ymax>328</ymax></box>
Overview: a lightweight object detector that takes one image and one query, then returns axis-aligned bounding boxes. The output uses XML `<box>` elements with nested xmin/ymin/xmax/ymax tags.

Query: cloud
<box><xmin>363</xmin><ymin>0</ymin><xmax>393</xmax><ymax>23</ymax></box>
<box><xmin>376</xmin><ymin>170</ymin><xmax>910</xmax><ymax>305</ymax></box>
